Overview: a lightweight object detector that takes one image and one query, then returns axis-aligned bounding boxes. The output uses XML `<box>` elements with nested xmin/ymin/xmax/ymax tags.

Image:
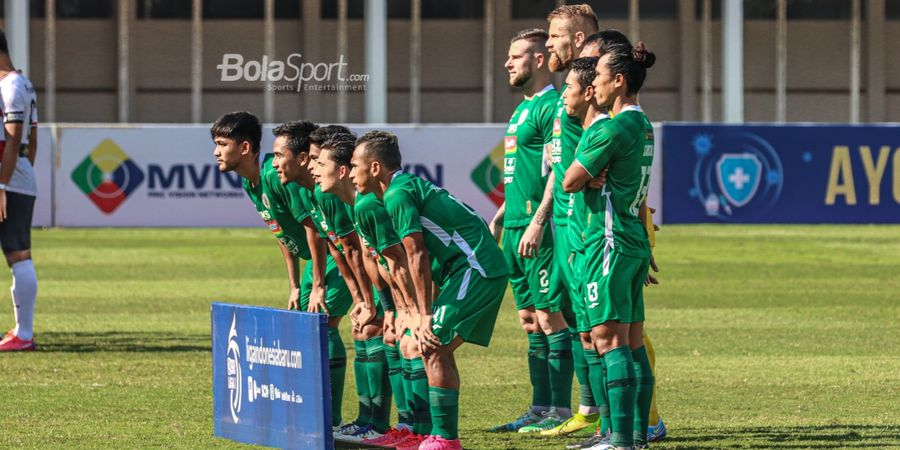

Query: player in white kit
<box><xmin>0</xmin><ymin>30</ymin><xmax>40</xmax><ymax>352</ymax></box>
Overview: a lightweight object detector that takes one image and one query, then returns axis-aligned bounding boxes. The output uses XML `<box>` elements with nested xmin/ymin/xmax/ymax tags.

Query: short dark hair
<box><xmin>510</xmin><ymin>28</ymin><xmax>549</xmax><ymax>46</ymax></box>
<box><xmin>584</xmin><ymin>29</ymin><xmax>631</xmax><ymax>56</ymax></box>
<box><xmin>603</xmin><ymin>41</ymin><xmax>656</xmax><ymax>96</ymax></box>
<box><xmin>210</xmin><ymin>111</ymin><xmax>262</xmax><ymax>153</ymax></box>
<box><xmin>571</xmin><ymin>56</ymin><xmax>599</xmax><ymax>89</ymax></box>
<box><xmin>356</xmin><ymin>130</ymin><xmax>401</xmax><ymax>171</ymax></box>
<box><xmin>309</xmin><ymin>124</ymin><xmax>353</xmax><ymax>147</ymax></box>
<box><xmin>272</xmin><ymin>120</ymin><xmax>318</xmax><ymax>156</ymax></box>
<box><xmin>0</xmin><ymin>29</ymin><xmax>8</xmax><ymax>55</ymax></box>
<box><xmin>320</xmin><ymin>133</ymin><xmax>357</xmax><ymax>167</ymax></box>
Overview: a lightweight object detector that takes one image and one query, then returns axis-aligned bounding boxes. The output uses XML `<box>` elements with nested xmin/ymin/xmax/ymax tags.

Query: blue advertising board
<box><xmin>662</xmin><ymin>124</ymin><xmax>900</xmax><ymax>223</ymax></box>
<box><xmin>211</xmin><ymin>302</ymin><xmax>333</xmax><ymax>450</ymax></box>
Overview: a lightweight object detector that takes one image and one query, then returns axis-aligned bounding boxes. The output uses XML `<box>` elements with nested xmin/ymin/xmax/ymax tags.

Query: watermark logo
<box><xmin>470</xmin><ymin>141</ymin><xmax>505</xmax><ymax>207</ymax></box>
<box><xmin>217</xmin><ymin>53</ymin><xmax>369</xmax><ymax>93</ymax></box>
<box><xmin>71</xmin><ymin>139</ymin><xmax>145</xmax><ymax>214</ymax></box>
<box><xmin>226</xmin><ymin>314</ymin><xmax>242</xmax><ymax>423</ymax></box>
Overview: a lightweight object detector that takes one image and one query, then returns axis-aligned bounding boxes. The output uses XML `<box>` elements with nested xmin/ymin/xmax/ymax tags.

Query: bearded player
<box><xmin>490</xmin><ymin>28</ymin><xmax>574</xmax><ymax>434</ymax></box>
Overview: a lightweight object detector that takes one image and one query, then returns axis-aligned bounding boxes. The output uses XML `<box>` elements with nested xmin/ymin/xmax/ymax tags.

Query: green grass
<box><xmin>1</xmin><ymin>226</ymin><xmax>898</xmax><ymax>449</ymax></box>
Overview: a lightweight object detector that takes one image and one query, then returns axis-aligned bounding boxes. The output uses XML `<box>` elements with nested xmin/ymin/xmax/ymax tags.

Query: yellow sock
<box><xmin>643</xmin><ymin>330</ymin><xmax>660</xmax><ymax>426</ymax></box>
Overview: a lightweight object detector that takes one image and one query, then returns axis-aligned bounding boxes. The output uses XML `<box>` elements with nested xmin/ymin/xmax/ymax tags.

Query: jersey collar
<box><xmin>534</xmin><ymin>84</ymin><xmax>555</xmax><ymax>97</ymax></box>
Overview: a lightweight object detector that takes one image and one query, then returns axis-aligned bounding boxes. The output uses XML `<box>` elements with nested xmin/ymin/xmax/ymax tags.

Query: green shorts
<box><xmin>551</xmin><ymin>224</ymin><xmax>576</xmax><ymax>328</ymax></box>
<box><xmin>299</xmin><ymin>254</ymin><xmax>353</xmax><ymax>317</ymax></box>
<box><xmin>583</xmin><ymin>243</ymin><xmax>649</xmax><ymax>326</ymax></box>
<box><xmin>429</xmin><ymin>267</ymin><xmax>508</xmax><ymax>347</ymax></box>
<box><xmin>503</xmin><ymin>225</ymin><xmax>562</xmax><ymax>312</ymax></box>
<box><xmin>569</xmin><ymin>249</ymin><xmax>591</xmax><ymax>333</ymax></box>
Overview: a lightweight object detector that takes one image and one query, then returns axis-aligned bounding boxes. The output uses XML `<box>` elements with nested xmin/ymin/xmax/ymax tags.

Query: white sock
<box><xmin>579</xmin><ymin>405</ymin><xmax>600</xmax><ymax>415</ymax></box>
<box><xmin>11</xmin><ymin>259</ymin><xmax>37</xmax><ymax>341</ymax></box>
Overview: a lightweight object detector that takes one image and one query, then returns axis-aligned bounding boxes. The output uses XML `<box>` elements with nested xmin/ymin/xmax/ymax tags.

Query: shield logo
<box><xmin>716</xmin><ymin>153</ymin><xmax>762</xmax><ymax>207</ymax></box>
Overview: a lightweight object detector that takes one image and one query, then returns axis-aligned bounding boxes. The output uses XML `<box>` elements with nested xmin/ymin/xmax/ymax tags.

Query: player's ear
<box><xmin>574</xmin><ymin>31</ymin><xmax>585</xmax><ymax>49</ymax></box>
<box><xmin>239</xmin><ymin>139</ymin><xmax>252</xmax><ymax>156</ymax></box>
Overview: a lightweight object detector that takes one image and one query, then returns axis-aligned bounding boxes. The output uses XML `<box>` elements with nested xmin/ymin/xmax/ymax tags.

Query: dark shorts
<box><xmin>0</xmin><ymin>191</ymin><xmax>34</xmax><ymax>254</ymax></box>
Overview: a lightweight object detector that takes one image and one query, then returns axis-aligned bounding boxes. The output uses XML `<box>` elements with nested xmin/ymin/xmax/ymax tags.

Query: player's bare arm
<box><xmin>276</xmin><ymin>240</ymin><xmax>302</xmax><ymax>310</ymax></box>
<box><xmin>400</xmin><ymin>231</ymin><xmax>440</xmax><ymax>352</ymax></box>
<box><xmin>518</xmin><ymin>170</ymin><xmax>554</xmax><ymax>259</ymax></box>
<box><xmin>27</xmin><ymin>124</ymin><xmax>36</xmax><ymax>165</ymax></box>
<box><xmin>562</xmin><ymin>160</ymin><xmax>593</xmax><ymax>194</ymax></box>
<box><xmin>489</xmin><ymin>202</ymin><xmax>505</xmax><ymax>242</ymax></box>
<box><xmin>336</xmin><ymin>232</ymin><xmax>377</xmax><ymax>325</ymax></box>
<box><xmin>302</xmin><ymin>217</ymin><xmax>329</xmax><ymax>314</ymax></box>
<box><xmin>0</xmin><ymin>120</ymin><xmax>23</xmax><ymax>221</ymax></box>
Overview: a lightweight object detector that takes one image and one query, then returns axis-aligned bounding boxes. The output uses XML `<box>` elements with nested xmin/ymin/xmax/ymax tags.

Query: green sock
<box><xmin>571</xmin><ymin>331</ymin><xmax>595</xmax><ymax>407</ymax></box>
<box><xmin>385</xmin><ymin>344</ymin><xmax>412</xmax><ymax>428</ymax></box>
<box><xmin>365</xmin><ymin>337</ymin><xmax>391</xmax><ymax>433</ymax></box>
<box><xmin>547</xmin><ymin>329</ymin><xmax>574</xmax><ymax>410</ymax></box>
<box><xmin>352</xmin><ymin>340</ymin><xmax>372</xmax><ymax>426</ymax></box>
<box><xmin>409</xmin><ymin>357</ymin><xmax>432</xmax><ymax>435</ymax></box>
<box><xmin>327</xmin><ymin>328</ymin><xmax>347</xmax><ymax>427</ymax></box>
<box><xmin>632</xmin><ymin>346</ymin><xmax>654</xmax><ymax>446</ymax></box>
<box><xmin>603</xmin><ymin>346</ymin><xmax>636</xmax><ymax>447</ymax></box>
<box><xmin>429</xmin><ymin>386</ymin><xmax>459</xmax><ymax>440</ymax></box>
<box><xmin>527</xmin><ymin>332</ymin><xmax>551</xmax><ymax>408</ymax></box>
<box><xmin>585</xmin><ymin>349</ymin><xmax>610</xmax><ymax>434</ymax></box>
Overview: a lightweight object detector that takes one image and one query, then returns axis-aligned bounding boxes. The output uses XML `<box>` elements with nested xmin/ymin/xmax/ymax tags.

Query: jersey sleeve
<box><xmin>358</xmin><ymin>200</ymin><xmax>402</xmax><ymax>254</ymax></box>
<box><xmin>576</xmin><ymin>124</ymin><xmax>618</xmax><ymax>178</ymax></box>
<box><xmin>384</xmin><ymin>187</ymin><xmax>422</xmax><ymax>240</ymax></box>
<box><xmin>1</xmin><ymin>80</ymin><xmax>26</xmax><ymax>124</ymax></box>
<box><xmin>284</xmin><ymin>182</ymin><xmax>312</xmax><ymax>225</ymax></box>
<box><xmin>537</xmin><ymin>96</ymin><xmax>557</xmax><ymax>145</ymax></box>
<box><xmin>322</xmin><ymin>193</ymin><xmax>355</xmax><ymax>238</ymax></box>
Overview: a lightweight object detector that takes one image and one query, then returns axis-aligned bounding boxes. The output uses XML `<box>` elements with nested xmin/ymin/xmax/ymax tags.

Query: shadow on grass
<box><xmin>36</xmin><ymin>331</ymin><xmax>210</xmax><ymax>353</ymax></box>
<box><xmin>660</xmin><ymin>424</ymin><xmax>900</xmax><ymax>448</ymax></box>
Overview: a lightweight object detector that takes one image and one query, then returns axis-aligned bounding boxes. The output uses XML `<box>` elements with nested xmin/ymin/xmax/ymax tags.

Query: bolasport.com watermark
<box><xmin>217</xmin><ymin>53</ymin><xmax>369</xmax><ymax>93</ymax></box>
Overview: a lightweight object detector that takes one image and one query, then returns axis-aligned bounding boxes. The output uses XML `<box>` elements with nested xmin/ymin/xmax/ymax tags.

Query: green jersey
<box><xmin>384</xmin><ymin>172</ymin><xmax>508</xmax><ymax>280</ymax></box>
<box><xmin>242</xmin><ymin>153</ymin><xmax>312</xmax><ymax>260</ymax></box>
<box><xmin>287</xmin><ymin>183</ymin><xmax>328</xmax><ymax>239</ymax></box>
<box><xmin>503</xmin><ymin>84</ymin><xmax>558</xmax><ymax>228</ymax></box>
<box><xmin>353</xmin><ymin>192</ymin><xmax>400</xmax><ymax>272</ymax></box>
<box><xmin>313</xmin><ymin>184</ymin><xmax>356</xmax><ymax>253</ymax></box>
<box><xmin>568</xmin><ymin>115</ymin><xmax>610</xmax><ymax>253</ymax></box>
<box><xmin>576</xmin><ymin>107</ymin><xmax>654</xmax><ymax>258</ymax></box>
<box><xmin>550</xmin><ymin>84</ymin><xmax>585</xmax><ymax>226</ymax></box>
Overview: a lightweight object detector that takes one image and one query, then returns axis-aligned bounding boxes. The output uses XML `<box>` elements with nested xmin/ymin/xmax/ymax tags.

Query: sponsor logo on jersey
<box><xmin>553</xmin><ymin>118</ymin><xmax>561</xmax><ymax>136</ymax></box>
<box><xmin>71</xmin><ymin>139</ymin><xmax>145</xmax><ymax>214</ymax></box>
<box><xmin>266</xmin><ymin>219</ymin><xmax>283</xmax><ymax>236</ymax></box>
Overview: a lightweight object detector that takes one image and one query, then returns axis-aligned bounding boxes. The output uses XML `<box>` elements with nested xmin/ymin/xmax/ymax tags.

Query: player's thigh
<box><xmin>629</xmin><ymin>256</ymin><xmax>650</xmax><ymax>325</ymax></box>
<box><xmin>323</xmin><ymin>255</ymin><xmax>353</xmax><ymax>317</ymax></box>
<box><xmin>0</xmin><ymin>192</ymin><xmax>34</xmax><ymax>259</ymax></box>
<box><xmin>583</xmin><ymin>245</ymin><xmax>640</xmax><ymax>327</ymax></box>
<box><xmin>503</xmin><ymin>227</ymin><xmax>533</xmax><ymax>310</ymax></box>
<box><xmin>552</xmin><ymin>225</ymin><xmax>576</xmax><ymax>327</ymax></box>
<box><xmin>569</xmin><ymin>250</ymin><xmax>592</xmax><ymax>334</ymax></box>
<box><xmin>298</xmin><ymin>262</ymin><xmax>313</xmax><ymax>311</ymax></box>
<box><xmin>523</xmin><ymin>225</ymin><xmax>557</xmax><ymax>312</ymax></box>
<box><xmin>429</xmin><ymin>268</ymin><xmax>508</xmax><ymax>348</ymax></box>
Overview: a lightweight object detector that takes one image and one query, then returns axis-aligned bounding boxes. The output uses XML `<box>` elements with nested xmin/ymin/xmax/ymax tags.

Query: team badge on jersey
<box><xmin>262</xmin><ymin>193</ymin><xmax>271</xmax><ymax>209</ymax></box>
<box><xmin>507</xmin><ymin>108</ymin><xmax>529</xmax><ymax>133</ymax></box>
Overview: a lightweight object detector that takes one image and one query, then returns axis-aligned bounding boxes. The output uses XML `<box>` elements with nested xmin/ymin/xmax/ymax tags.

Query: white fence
<box><xmin>31</xmin><ymin>124</ymin><xmax>663</xmax><ymax>227</ymax></box>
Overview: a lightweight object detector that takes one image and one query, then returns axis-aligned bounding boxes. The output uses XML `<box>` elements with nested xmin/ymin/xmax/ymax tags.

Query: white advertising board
<box><xmin>49</xmin><ymin>124</ymin><xmax>663</xmax><ymax>227</ymax></box>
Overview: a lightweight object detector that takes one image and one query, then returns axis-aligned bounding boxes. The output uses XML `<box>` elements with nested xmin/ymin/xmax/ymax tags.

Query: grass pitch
<box><xmin>0</xmin><ymin>226</ymin><xmax>898</xmax><ymax>449</ymax></box>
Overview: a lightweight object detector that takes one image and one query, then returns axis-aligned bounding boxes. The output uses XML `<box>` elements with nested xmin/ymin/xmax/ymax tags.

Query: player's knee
<box><xmin>590</xmin><ymin>327</ymin><xmax>615</xmax><ymax>349</ymax></box>
<box><xmin>579</xmin><ymin>332</ymin><xmax>593</xmax><ymax>348</ymax></box>
<box><xmin>5</xmin><ymin>250</ymin><xmax>30</xmax><ymax>267</ymax></box>
<box><xmin>518</xmin><ymin>309</ymin><xmax>539</xmax><ymax>332</ymax></box>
